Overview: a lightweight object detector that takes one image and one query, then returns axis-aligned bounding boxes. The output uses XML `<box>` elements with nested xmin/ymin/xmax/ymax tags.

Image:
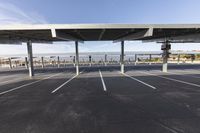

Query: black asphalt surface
<box><xmin>1</xmin><ymin>64</ymin><xmax>200</xmax><ymax>133</ymax></box>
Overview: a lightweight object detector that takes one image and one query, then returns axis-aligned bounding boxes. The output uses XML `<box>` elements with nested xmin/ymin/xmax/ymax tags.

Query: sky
<box><xmin>0</xmin><ymin>0</ymin><xmax>200</xmax><ymax>55</ymax></box>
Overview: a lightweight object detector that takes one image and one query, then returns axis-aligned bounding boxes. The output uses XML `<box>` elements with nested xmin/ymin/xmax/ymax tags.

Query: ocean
<box><xmin>0</xmin><ymin>51</ymin><xmax>162</xmax><ymax>62</ymax></box>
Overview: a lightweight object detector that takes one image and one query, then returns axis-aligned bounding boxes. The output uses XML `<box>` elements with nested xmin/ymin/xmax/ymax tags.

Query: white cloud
<box><xmin>0</xmin><ymin>2</ymin><xmax>51</xmax><ymax>56</ymax></box>
<box><xmin>0</xmin><ymin>2</ymin><xmax>47</xmax><ymax>24</ymax></box>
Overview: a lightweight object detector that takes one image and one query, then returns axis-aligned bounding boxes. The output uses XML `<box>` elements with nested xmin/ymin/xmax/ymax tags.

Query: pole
<box><xmin>135</xmin><ymin>54</ymin><xmax>137</xmax><ymax>66</ymax></box>
<box><xmin>177</xmin><ymin>54</ymin><xmax>180</xmax><ymax>65</ymax></box>
<box><xmin>105</xmin><ymin>54</ymin><xmax>107</xmax><ymax>66</ymax></box>
<box><xmin>9</xmin><ymin>58</ymin><xmax>12</xmax><ymax>69</ymax></box>
<box><xmin>57</xmin><ymin>56</ymin><xmax>60</xmax><ymax>68</ymax></box>
<box><xmin>75</xmin><ymin>41</ymin><xmax>79</xmax><ymax>75</ymax></box>
<box><xmin>41</xmin><ymin>57</ymin><xmax>44</xmax><ymax>68</ymax></box>
<box><xmin>25</xmin><ymin>57</ymin><xmax>28</xmax><ymax>69</ymax></box>
<box><xmin>162</xmin><ymin>41</ymin><xmax>171</xmax><ymax>72</ymax></box>
<box><xmin>121</xmin><ymin>41</ymin><xmax>125</xmax><ymax>73</ymax></box>
<box><xmin>27</xmin><ymin>40</ymin><xmax>34</xmax><ymax>77</ymax></box>
<box><xmin>149</xmin><ymin>54</ymin><xmax>152</xmax><ymax>65</ymax></box>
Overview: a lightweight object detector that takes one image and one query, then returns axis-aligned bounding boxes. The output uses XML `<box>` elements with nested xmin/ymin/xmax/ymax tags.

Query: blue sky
<box><xmin>0</xmin><ymin>0</ymin><xmax>200</xmax><ymax>55</ymax></box>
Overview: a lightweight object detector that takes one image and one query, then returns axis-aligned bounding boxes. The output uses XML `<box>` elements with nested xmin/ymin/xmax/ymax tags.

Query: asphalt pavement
<box><xmin>0</xmin><ymin>64</ymin><xmax>200</xmax><ymax>133</ymax></box>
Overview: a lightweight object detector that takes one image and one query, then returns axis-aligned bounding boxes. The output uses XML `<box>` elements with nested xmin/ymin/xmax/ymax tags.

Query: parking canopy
<box><xmin>0</xmin><ymin>24</ymin><xmax>200</xmax><ymax>44</ymax></box>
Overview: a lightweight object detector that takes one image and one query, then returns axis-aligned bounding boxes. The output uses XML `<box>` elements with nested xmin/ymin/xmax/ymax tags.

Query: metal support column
<box><xmin>163</xmin><ymin>55</ymin><xmax>168</xmax><ymax>72</ymax></box>
<box><xmin>121</xmin><ymin>41</ymin><xmax>125</xmax><ymax>73</ymax></box>
<box><xmin>41</xmin><ymin>57</ymin><xmax>44</xmax><ymax>68</ymax></box>
<box><xmin>191</xmin><ymin>54</ymin><xmax>195</xmax><ymax>64</ymax></box>
<box><xmin>162</xmin><ymin>41</ymin><xmax>171</xmax><ymax>73</ymax></box>
<box><xmin>105</xmin><ymin>54</ymin><xmax>107</xmax><ymax>66</ymax></box>
<box><xmin>135</xmin><ymin>54</ymin><xmax>137</xmax><ymax>66</ymax></box>
<box><xmin>9</xmin><ymin>58</ymin><xmax>12</xmax><ymax>69</ymax></box>
<box><xmin>75</xmin><ymin>41</ymin><xmax>79</xmax><ymax>75</ymax></box>
<box><xmin>63</xmin><ymin>59</ymin><xmax>66</xmax><ymax>67</ymax></box>
<box><xmin>73</xmin><ymin>56</ymin><xmax>76</xmax><ymax>67</ymax></box>
<box><xmin>177</xmin><ymin>54</ymin><xmax>180</xmax><ymax>65</ymax></box>
<box><xmin>25</xmin><ymin>57</ymin><xmax>28</xmax><ymax>69</ymax></box>
<box><xmin>149</xmin><ymin>54</ymin><xmax>152</xmax><ymax>65</ymax></box>
<box><xmin>89</xmin><ymin>55</ymin><xmax>92</xmax><ymax>67</ymax></box>
<box><xmin>27</xmin><ymin>40</ymin><xmax>34</xmax><ymax>77</ymax></box>
<box><xmin>128</xmin><ymin>58</ymin><xmax>131</xmax><ymax>64</ymax></box>
<box><xmin>57</xmin><ymin>56</ymin><xmax>60</xmax><ymax>68</ymax></box>
<box><xmin>14</xmin><ymin>61</ymin><xmax>17</xmax><ymax>68</ymax></box>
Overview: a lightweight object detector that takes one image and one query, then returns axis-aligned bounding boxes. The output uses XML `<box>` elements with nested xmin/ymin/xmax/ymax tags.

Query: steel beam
<box><xmin>114</xmin><ymin>28</ymin><xmax>153</xmax><ymax>43</ymax></box>
<box><xmin>75</xmin><ymin>41</ymin><xmax>79</xmax><ymax>75</ymax></box>
<box><xmin>27</xmin><ymin>41</ymin><xmax>34</xmax><ymax>77</ymax></box>
<box><xmin>98</xmin><ymin>29</ymin><xmax>106</xmax><ymax>40</ymax></box>
<box><xmin>51</xmin><ymin>29</ymin><xmax>83</xmax><ymax>42</ymax></box>
<box><xmin>143</xmin><ymin>33</ymin><xmax>200</xmax><ymax>43</ymax></box>
<box><xmin>121</xmin><ymin>41</ymin><xmax>125</xmax><ymax>73</ymax></box>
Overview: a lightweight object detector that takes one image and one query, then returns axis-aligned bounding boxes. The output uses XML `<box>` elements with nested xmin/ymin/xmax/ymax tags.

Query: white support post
<box><xmin>121</xmin><ymin>41</ymin><xmax>125</xmax><ymax>73</ymax></box>
<box><xmin>27</xmin><ymin>40</ymin><xmax>34</xmax><ymax>77</ymax></box>
<box><xmin>128</xmin><ymin>58</ymin><xmax>131</xmax><ymax>64</ymax></box>
<box><xmin>191</xmin><ymin>54</ymin><xmax>195</xmax><ymax>64</ymax></box>
<box><xmin>25</xmin><ymin>57</ymin><xmax>28</xmax><ymax>69</ymax></box>
<box><xmin>9</xmin><ymin>58</ymin><xmax>12</xmax><ymax>69</ymax></box>
<box><xmin>104</xmin><ymin>54</ymin><xmax>107</xmax><ymax>66</ymax></box>
<box><xmin>41</xmin><ymin>57</ymin><xmax>44</xmax><ymax>68</ymax></box>
<box><xmin>162</xmin><ymin>41</ymin><xmax>171</xmax><ymax>73</ymax></box>
<box><xmin>89</xmin><ymin>55</ymin><xmax>92</xmax><ymax>67</ymax></box>
<box><xmin>15</xmin><ymin>61</ymin><xmax>17</xmax><ymax>68</ymax></box>
<box><xmin>135</xmin><ymin>54</ymin><xmax>137</xmax><ymax>66</ymax></box>
<box><xmin>163</xmin><ymin>56</ymin><xmax>168</xmax><ymax>72</ymax></box>
<box><xmin>73</xmin><ymin>56</ymin><xmax>76</xmax><ymax>67</ymax></box>
<box><xmin>75</xmin><ymin>41</ymin><xmax>79</xmax><ymax>75</ymax></box>
<box><xmin>149</xmin><ymin>54</ymin><xmax>152</xmax><ymax>65</ymax></box>
<box><xmin>177</xmin><ymin>54</ymin><xmax>180</xmax><ymax>65</ymax></box>
<box><xmin>64</xmin><ymin>59</ymin><xmax>66</xmax><ymax>67</ymax></box>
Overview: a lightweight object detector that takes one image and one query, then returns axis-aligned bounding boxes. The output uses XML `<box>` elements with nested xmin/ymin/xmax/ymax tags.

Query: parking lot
<box><xmin>1</xmin><ymin>64</ymin><xmax>200</xmax><ymax>133</ymax></box>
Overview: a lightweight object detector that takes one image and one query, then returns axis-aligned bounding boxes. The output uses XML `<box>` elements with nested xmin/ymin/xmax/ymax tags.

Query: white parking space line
<box><xmin>140</xmin><ymin>71</ymin><xmax>200</xmax><ymax>88</ymax></box>
<box><xmin>121</xmin><ymin>72</ymin><xmax>157</xmax><ymax>90</ymax></box>
<box><xmin>156</xmin><ymin>122</ymin><xmax>179</xmax><ymax>133</ymax></box>
<box><xmin>166</xmin><ymin>71</ymin><xmax>200</xmax><ymax>79</ymax></box>
<box><xmin>99</xmin><ymin>70</ymin><xmax>107</xmax><ymax>91</ymax></box>
<box><xmin>0</xmin><ymin>73</ymin><xmax>62</xmax><ymax>96</ymax></box>
<box><xmin>51</xmin><ymin>71</ymin><xmax>84</xmax><ymax>93</ymax></box>
<box><xmin>0</xmin><ymin>78</ymin><xmax>28</xmax><ymax>85</ymax></box>
<box><xmin>180</xmin><ymin>70</ymin><xmax>200</xmax><ymax>74</ymax></box>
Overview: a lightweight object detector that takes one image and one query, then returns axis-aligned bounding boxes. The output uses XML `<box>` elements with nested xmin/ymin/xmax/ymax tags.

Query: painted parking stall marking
<box><xmin>121</xmin><ymin>72</ymin><xmax>157</xmax><ymax>90</ymax></box>
<box><xmin>0</xmin><ymin>73</ymin><xmax>62</xmax><ymax>96</ymax></box>
<box><xmin>140</xmin><ymin>71</ymin><xmax>200</xmax><ymax>88</ymax></box>
<box><xmin>99</xmin><ymin>70</ymin><xmax>107</xmax><ymax>91</ymax></box>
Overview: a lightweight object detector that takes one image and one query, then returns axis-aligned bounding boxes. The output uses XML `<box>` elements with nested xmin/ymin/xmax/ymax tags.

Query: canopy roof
<box><xmin>0</xmin><ymin>24</ymin><xmax>200</xmax><ymax>44</ymax></box>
